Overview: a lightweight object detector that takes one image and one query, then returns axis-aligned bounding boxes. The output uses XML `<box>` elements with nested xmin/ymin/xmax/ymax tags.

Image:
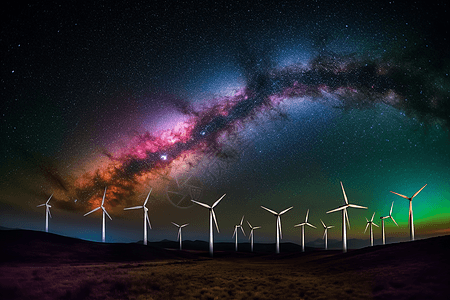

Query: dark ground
<box><xmin>1</xmin><ymin>229</ymin><xmax>449</xmax><ymax>299</ymax></box>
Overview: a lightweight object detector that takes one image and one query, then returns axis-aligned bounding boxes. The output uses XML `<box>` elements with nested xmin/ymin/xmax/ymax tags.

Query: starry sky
<box><xmin>1</xmin><ymin>0</ymin><xmax>449</xmax><ymax>245</ymax></box>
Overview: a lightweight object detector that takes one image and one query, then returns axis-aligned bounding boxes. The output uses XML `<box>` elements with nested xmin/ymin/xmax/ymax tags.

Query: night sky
<box><xmin>1</xmin><ymin>0</ymin><xmax>449</xmax><ymax>245</ymax></box>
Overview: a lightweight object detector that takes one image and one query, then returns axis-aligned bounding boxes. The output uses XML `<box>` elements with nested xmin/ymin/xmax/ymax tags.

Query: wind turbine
<box><xmin>84</xmin><ymin>187</ymin><xmax>112</xmax><ymax>243</ymax></box>
<box><xmin>171</xmin><ymin>222</ymin><xmax>189</xmax><ymax>250</ymax></box>
<box><xmin>364</xmin><ymin>212</ymin><xmax>379</xmax><ymax>246</ymax></box>
<box><xmin>260</xmin><ymin>205</ymin><xmax>293</xmax><ymax>254</ymax></box>
<box><xmin>124</xmin><ymin>188</ymin><xmax>152</xmax><ymax>245</ymax></box>
<box><xmin>37</xmin><ymin>194</ymin><xmax>53</xmax><ymax>232</ymax></box>
<box><xmin>326</xmin><ymin>181</ymin><xmax>367</xmax><ymax>253</ymax></box>
<box><xmin>232</xmin><ymin>215</ymin><xmax>245</xmax><ymax>252</ymax></box>
<box><xmin>191</xmin><ymin>194</ymin><xmax>226</xmax><ymax>257</ymax></box>
<box><xmin>380</xmin><ymin>201</ymin><xmax>398</xmax><ymax>245</ymax></box>
<box><xmin>247</xmin><ymin>220</ymin><xmax>261</xmax><ymax>252</ymax></box>
<box><xmin>320</xmin><ymin>219</ymin><xmax>334</xmax><ymax>250</ymax></box>
<box><xmin>390</xmin><ymin>184</ymin><xmax>426</xmax><ymax>241</ymax></box>
<box><xmin>294</xmin><ymin>209</ymin><xmax>316</xmax><ymax>252</ymax></box>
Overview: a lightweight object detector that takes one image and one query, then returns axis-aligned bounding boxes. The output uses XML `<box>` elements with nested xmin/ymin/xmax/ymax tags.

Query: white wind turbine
<box><xmin>83</xmin><ymin>187</ymin><xmax>112</xmax><ymax>243</ymax></box>
<box><xmin>124</xmin><ymin>188</ymin><xmax>152</xmax><ymax>245</ymax></box>
<box><xmin>232</xmin><ymin>215</ymin><xmax>245</xmax><ymax>252</ymax></box>
<box><xmin>390</xmin><ymin>184</ymin><xmax>426</xmax><ymax>241</ymax></box>
<box><xmin>326</xmin><ymin>182</ymin><xmax>367</xmax><ymax>253</ymax></box>
<box><xmin>37</xmin><ymin>194</ymin><xmax>53</xmax><ymax>233</ymax></box>
<box><xmin>294</xmin><ymin>209</ymin><xmax>317</xmax><ymax>252</ymax></box>
<box><xmin>380</xmin><ymin>201</ymin><xmax>398</xmax><ymax>245</ymax></box>
<box><xmin>171</xmin><ymin>222</ymin><xmax>189</xmax><ymax>250</ymax></box>
<box><xmin>364</xmin><ymin>212</ymin><xmax>379</xmax><ymax>246</ymax></box>
<box><xmin>247</xmin><ymin>220</ymin><xmax>261</xmax><ymax>252</ymax></box>
<box><xmin>191</xmin><ymin>194</ymin><xmax>226</xmax><ymax>257</ymax></box>
<box><xmin>320</xmin><ymin>219</ymin><xmax>334</xmax><ymax>250</ymax></box>
<box><xmin>261</xmin><ymin>205</ymin><xmax>293</xmax><ymax>254</ymax></box>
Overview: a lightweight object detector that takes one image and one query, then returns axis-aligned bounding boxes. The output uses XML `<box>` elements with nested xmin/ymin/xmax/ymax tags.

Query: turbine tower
<box><xmin>380</xmin><ymin>201</ymin><xmax>398</xmax><ymax>245</ymax></box>
<box><xmin>326</xmin><ymin>182</ymin><xmax>367</xmax><ymax>253</ymax></box>
<box><xmin>294</xmin><ymin>209</ymin><xmax>316</xmax><ymax>252</ymax></box>
<box><xmin>124</xmin><ymin>188</ymin><xmax>152</xmax><ymax>245</ymax></box>
<box><xmin>171</xmin><ymin>222</ymin><xmax>189</xmax><ymax>250</ymax></box>
<box><xmin>320</xmin><ymin>219</ymin><xmax>334</xmax><ymax>250</ymax></box>
<box><xmin>232</xmin><ymin>215</ymin><xmax>245</xmax><ymax>252</ymax></box>
<box><xmin>364</xmin><ymin>212</ymin><xmax>379</xmax><ymax>246</ymax></box>
<box><xmin>37</xmin><ymin>194</ymin><xmax>53</xmax><ymax>232</ymax></box>
<box><xmin>84</xmin><ymin>187</ymin><xmax>112</xmax><ymax>243</ymax></box>
<box><xmin>191</xmin><ymin>194</ymin><xmax>226</xmax><ymax>257</ymax></box>
<box><xmin>390</xmin><ymin>184</ymin><xmax>426</xmax><ymax>241</ymax></box>
<box><xmin>247</xmin><ymin>220</ymin><xmax>261</xmax><ymax>252</ymax></box>
<box><xmin>261</xmin><ymin>205</ymin><xmax>293</xmax><ymax>254</ymax></box>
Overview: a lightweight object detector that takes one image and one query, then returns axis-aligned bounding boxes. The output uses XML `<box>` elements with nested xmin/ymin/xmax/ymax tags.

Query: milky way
<box><xmin>74</xmin><ymin>49</ymin><xmax>449</xmax><ymax>210</ymax></box>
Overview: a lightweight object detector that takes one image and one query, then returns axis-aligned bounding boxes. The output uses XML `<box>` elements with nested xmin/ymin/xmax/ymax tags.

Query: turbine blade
<box><xmin>390</xmin><ymin>191</ymin><xmax>410</xmax><ymax>200</ymax></box>
<box><xmin>390</xmin><ymin>216</ymin><xmax>398</xmax><ymax>227</ymax></box>
<box><xmin>212</xmin><ymin>209</ymin><xmax>219</xmax><ymax>233</ymax></box>
<box><xmin>101</xmin><ymin>187</ymin><xmax>107</xmax><ymax>206</ymax></box>
<box><xmin>278</xmin><ymin>217</ymin><xmax>283</xmax><ymax>239</ymax></box>
<box><xmin>412</xmin><ymin>184</ymin><xmax>427</xmax><ymax>199</ymax></box>
<box><xmin>46</xmin><ymin>193</ymin><xmax>53</xmax><ymax>204</ymax></box>
<box><xmin>144</xmin><ymin>188</ymin><xmax>152</xmax><ymax>206</ymax></box>
<box><xmin>261</xmin><ymin>205</ymin><xmax>278</xmax><ymax>215</ymax></box>
<box><xmin>37</xmin><ymin>203</ymin><xmax>46</xmax><ymax>207</ymax></box>
<box><xmin>307</xmin><ymin>223</ymin><xmax>316</xmax><ymax>229</ymax></box>
<box><xmin>124</xmin><ymin>206</ymin><xmax>143</xmax><ymax>210</ymax></box>
<box><xmin>320</xmin><ymin>219</ymin><xmax>326</xmax><ymax>228</ymax></box>
<box><xmin>47</xmin><ymin>208</ymin><xmax>52</xmax><ymax>219</ymax></box>
<box><xmin>305</xmin><ymin>209</ymin><xmax>309</xmax><ymax>222</ymax></box>
<box><xmin>390</xmin><ymin>201</ymin><xmax>394</xmax><ymax>215</ymax></box>
<box><xmin>83</xmin><ymin>206</ymin><xmax>100</xmax><ymax>216</ymax></box>
<box><xmin>246</xmin><ymin>220</ymin><xmax>252</xmax><ymax>229</ymax></box>
<box><xmin>181</xmin><ymin>223</ymin><xmax>189</xmax><ymax>227</ymax></box>
<box><xmin>232</xmin><ymin>227</ymin><xmax>236</xmax><ymax>238</ymax></box>
<box><xmin>348</xmin><ymin>204</ymin><xmax>368</xmax><ymax>209</ymax></box>
<box><xmin>345</xmin><ymin>209</ymin><xmax>350</xmax><ymax>229</ymax></box>
<box><xmin>326</xmin><ymin>205</ymin><xmax>347</xmax><ymax>214</ymax></box>
<box><xmin>146</xmin><ymin>214</ymin><xmax>152</xmax><ymax>229</ymax></box>
<box><xmin>212</xmin><ymin>194</ymin><xmax>226</xmax><ymax>208</ymax></box>
<box><xmin>364</xmin><ymin>223</ymin><xmax>369</xmax><ymax>234</ymax></box>
<box><xmin>365</xmin><ymin>217</ymin><xmax>369</xmax><ymax>222</ymax></box>
<box><xmin>254</xmin><ymin>226</ymin><xmax>261</xmax><ymax>229</ymax></box>
<box><xmin>191</xmin><ymin>200</ymin><xmax>211</xmax><ymax>209</ymax></box>
<box><xmin>279</xmin><ymin>206</ymin><xmax>293</xmax><ymax>215</ymax></box>
<box><xmin>323</xmin><ymin>229</ymin><xmax>327</xmax><ymax>239</ymax></box>
<box><xmin>240</xmin><ymin>226</ymin><xmax>246</xmax><ymax>236</ymax></box>
<box><xmin>328</xmin><ymin>226</ymin><xmax>335</xmax><ymax>229</ymax></box>
<box><xmin>249</xmin><ymin>230</ymin><xmax>253</xmax><ymax>240</ymax></box>
<box><xmin>177</xmin><ymin>228</ymin><xmax>180</xmax><ymax>241</ymax></box>
<box><xmin>294</xmin><ymin>223</ymin><xmax>304</xmax><ymax>227</ymax></box>
<box><xmin>240</xmin><ymin>215</ymin><xmax>244</xmax><ymax>226</ymax></box>
<box><xmin>103</xmin><ymin>207</ymin><xmax>112</xmax><ymax>220</ymax></box>
<box><xmin>373</xmin><ymin>223</ymin><xmax>379</xmax><ymax>227</ymax></box>
<box><xmin>371</xmin><ymin>211</ymin><xmax>376</xmax><ymax>222</ymax></box>
<box><xmin>171</xmin><ymin>222</ymin><xmax>180</xmax><ymax>227</ymax></box>
<box><xmin>340</xmin><ymin>181</ymin><xmax>349</xmax><ymax>204</ymax></box>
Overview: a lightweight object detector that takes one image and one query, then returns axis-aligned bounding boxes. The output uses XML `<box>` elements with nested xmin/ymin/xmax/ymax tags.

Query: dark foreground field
<box><xmin>1</xmin><ymin>230</ymin><xmax>449</xmax><ymax>299</ymax></box>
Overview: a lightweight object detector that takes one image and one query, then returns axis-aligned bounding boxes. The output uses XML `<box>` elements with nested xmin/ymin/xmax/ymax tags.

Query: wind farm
<box><xmin>2</xmin><ymin>0</ymin><xmax>450</xmax><ymax>299</ymax></box>
<box><xmin>2</xmin><ymin>181</ymin><xmax>449</xmax><ymax>299</ymax></box>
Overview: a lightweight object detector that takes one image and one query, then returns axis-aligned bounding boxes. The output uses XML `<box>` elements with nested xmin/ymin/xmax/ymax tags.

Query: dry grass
<box><xmin>1</xmin><ymin>234</ymin><xmax>449</xmax><ymax>299</ymax></box>
<box><xmin>0</xmin><ymin>257</ymin><xmax>372</xmax><ymax>300</ymax></box>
